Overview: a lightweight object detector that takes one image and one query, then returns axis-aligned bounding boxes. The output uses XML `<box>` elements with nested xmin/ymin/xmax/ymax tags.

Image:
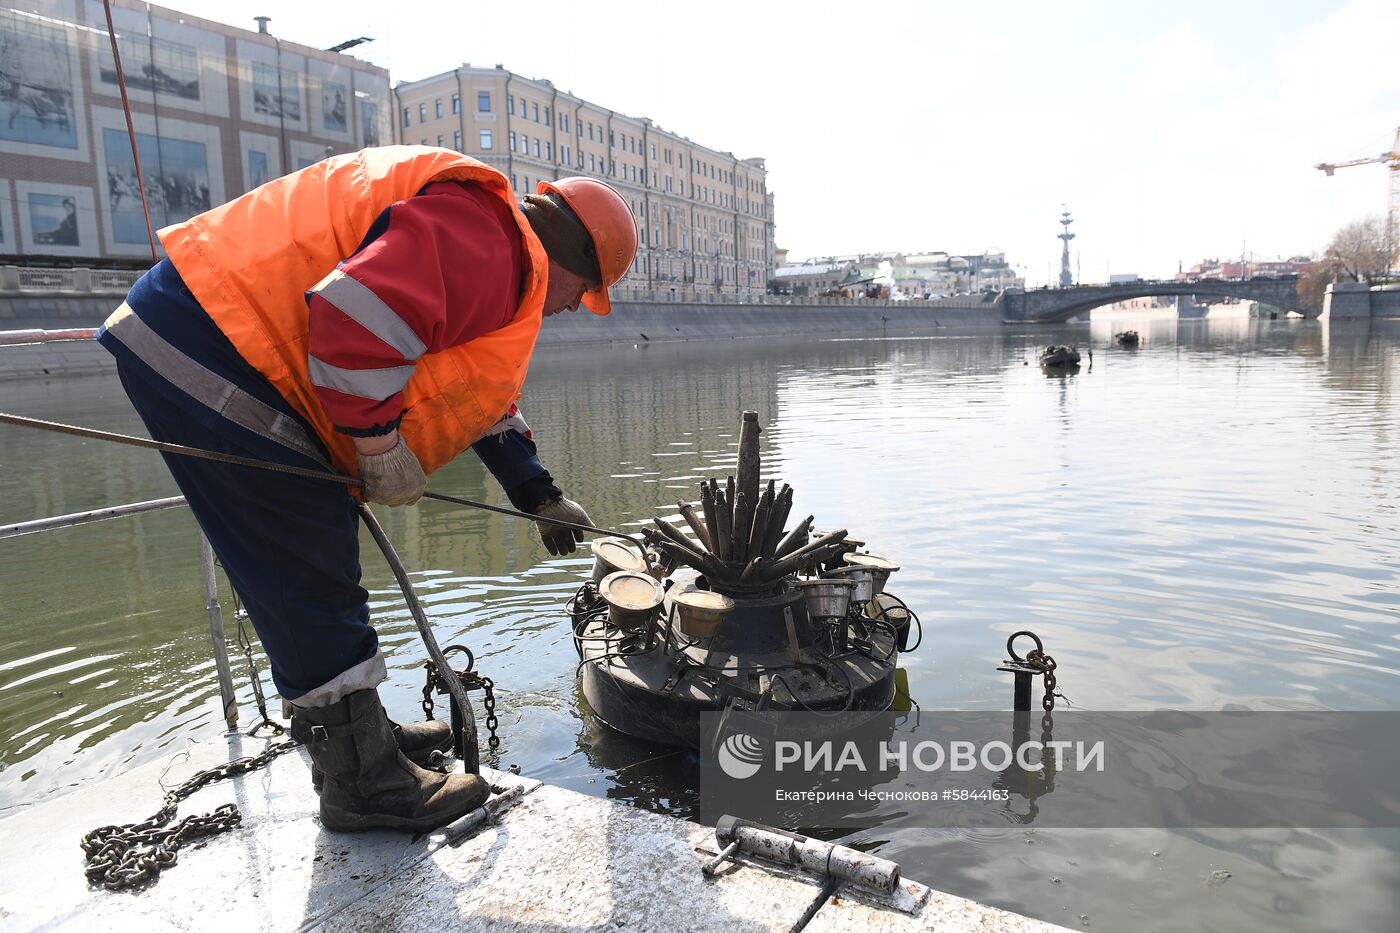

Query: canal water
<box><xmin>2</xmin><ymin>315</ymin><xmax>1398</xmax><ymax>931</ymax></box>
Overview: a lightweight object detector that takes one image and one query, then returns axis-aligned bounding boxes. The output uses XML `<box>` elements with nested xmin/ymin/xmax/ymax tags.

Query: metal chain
<box><xmin>421</xmin><ymin>660</ymin><xmax>500</xmax><ymax>762</ymax></box>
<box><xmin>480</xmin><ymin>675</ymin><xmax>499</xmax><ymax>759</ymax></box>
<box><xmin>80</xmin><ymin>739</ymin><xmax>300</xmax><ymax>891</ymax></box>
<box><xmin>1024</xmin><ymin>648</ymin><xmax>1068</xmax><ymax>713</ymax></box>
<box><xmin>224</xmin><ymin>567</ymin><xmax>283</xmax><ymax>736</ymax></box>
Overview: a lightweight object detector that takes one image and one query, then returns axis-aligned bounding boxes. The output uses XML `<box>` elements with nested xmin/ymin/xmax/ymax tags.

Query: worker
<box><xmin>96</xmin><ymin>146</ymin><xmax>638</xmax><ymax>833</ymax></box>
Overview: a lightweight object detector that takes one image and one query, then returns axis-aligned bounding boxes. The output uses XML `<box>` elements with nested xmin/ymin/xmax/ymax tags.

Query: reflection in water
<box><xmin>3</xmin><ymin>317</ymin><xmax>1400</xmax><ymax>930</ymax></box>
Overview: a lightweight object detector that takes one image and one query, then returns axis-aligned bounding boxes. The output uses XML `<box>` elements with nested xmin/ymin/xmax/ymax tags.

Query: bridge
<box><xmin>1000</xmin><ymin>276</ymin><xmax>1313</xmax><ymax>323</ymax></box>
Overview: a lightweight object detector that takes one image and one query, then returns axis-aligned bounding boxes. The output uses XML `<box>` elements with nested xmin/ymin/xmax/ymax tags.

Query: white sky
<box><xmin>167</xmin><ymin>0</ymin><xmax>1398</xmax><ymax>285</ymax></box>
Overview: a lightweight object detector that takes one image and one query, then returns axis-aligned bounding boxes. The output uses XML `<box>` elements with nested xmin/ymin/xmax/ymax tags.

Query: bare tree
<box><xmin>1324</xmin><ymin>215</ymin><xmax>1396</xmax><ymax>283</ymax></box>
<box><xmin>1295</xmin><ymin>259</ymin><xmax>1333</xmax><ymax>310</ymax></box>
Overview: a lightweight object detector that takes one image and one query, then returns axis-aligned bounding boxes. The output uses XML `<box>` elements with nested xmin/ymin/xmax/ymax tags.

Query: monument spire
<box><xmin>1058</xmin><ymin>206</ymin><xmax>1075</xmax><ymax>287</ymax></box>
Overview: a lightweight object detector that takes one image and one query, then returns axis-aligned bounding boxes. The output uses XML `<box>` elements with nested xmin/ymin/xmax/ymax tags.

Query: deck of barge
<box><xmin>0</xmin><ymin>731</ymin><xmax>1068</xmax><ymax>932</ymax></box>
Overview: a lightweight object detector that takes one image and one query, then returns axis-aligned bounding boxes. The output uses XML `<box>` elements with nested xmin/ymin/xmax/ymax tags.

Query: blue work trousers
<box><xmin>99</xmin><ymin>262</ymin><xmax>378</xmax><ymax>701</ymax></box>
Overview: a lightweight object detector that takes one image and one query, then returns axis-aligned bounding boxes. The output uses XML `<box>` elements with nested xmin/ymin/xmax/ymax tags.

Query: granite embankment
<box><xmin>0</xmin><ymin>295</ymin><xmax>1003</xmax><ymax>379</ymax></box>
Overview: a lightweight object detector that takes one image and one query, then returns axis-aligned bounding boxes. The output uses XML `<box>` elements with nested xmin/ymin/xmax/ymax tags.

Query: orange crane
<box><xmin>1315</xmin><ymin>126</ymin><xmax>1400</xmax><ymax>233</ymax></box>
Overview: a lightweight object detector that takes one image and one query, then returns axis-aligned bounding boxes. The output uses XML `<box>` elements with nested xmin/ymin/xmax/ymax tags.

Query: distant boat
<box><xmin>1038</xmin><ymin>345</ymin><xmax>1081</xmax><ymax>367</ymax></box>
<box><xmin>1114</xmin><ymin>331</ymin><xmax>1140</xmax><ymax>347</ymax></box>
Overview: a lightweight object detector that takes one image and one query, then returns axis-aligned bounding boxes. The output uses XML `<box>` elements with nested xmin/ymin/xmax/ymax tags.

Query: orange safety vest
<box><xmin>158</xmin><ymin>146</ymin><xmax>548</xmax><ymax>478</ymax></box>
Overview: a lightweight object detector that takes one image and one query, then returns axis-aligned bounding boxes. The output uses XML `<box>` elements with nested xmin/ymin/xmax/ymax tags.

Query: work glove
<box><xmin>532</xmin><ymin>497</ymin><xmax>592</xmax><ymax>555</ymax></box>
<box><xmin>357</xmin><ymin>436</ymin><xmax>427</xmax><ymax>506</ymax></box>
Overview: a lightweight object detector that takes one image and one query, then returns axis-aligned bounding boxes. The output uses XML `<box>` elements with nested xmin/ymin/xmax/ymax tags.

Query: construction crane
<box><xmin>1315</xmin><ymin>126</ymin><xmax>1400</xmax><ymax>234</ymax></box>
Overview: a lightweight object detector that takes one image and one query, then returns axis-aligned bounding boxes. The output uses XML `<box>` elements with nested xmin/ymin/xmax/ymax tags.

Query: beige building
<box><xmin>392</xmin><ymin>65</ymin><xmax>775</xmax><ymax>298</ymax></box>
<box><xmin>0</xmin><ymin>1</ymin><xmax>389</xmax><ymax>263</ymax></box>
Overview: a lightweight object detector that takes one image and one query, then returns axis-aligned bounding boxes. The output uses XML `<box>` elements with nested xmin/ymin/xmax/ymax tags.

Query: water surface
<box><xmin>2</xmin><ymin>315</ymin><xmax>1398</xmax><ymax>931</ymax></box>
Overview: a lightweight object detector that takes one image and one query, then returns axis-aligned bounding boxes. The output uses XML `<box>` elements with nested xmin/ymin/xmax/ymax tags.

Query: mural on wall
<box><xmin>103</xmin><ymin>128</ymin><xmax>210</xmax><ymax>243</ymax></box>
<box><xmin>321</xmin><ymin>81</ymin><xmax>346</xmax><ymax>132</ymax></box>
<box><xmin>360</xmin><ymin>98</ymin><xmax>379</xmax><ymax>148</ymax></box>
<box><xmin>28</xmin><ymin>193</ymin><xmax>78</xmax><ymax>246</ymax></box>
<box><xmin>248</xmin><ymin>149</ymin><xmax>269</xmax><ymax>187</ymax></box>
<box><xmin>0</xmin><ymin>13</ymin><xmax>78</xmax><ymax>149</ymax></box>
<box><xmin>252</xmin><ymin>63</ymin><xmax>300</xmax><ymax>120</ymax></box>
<box><xmin>100</xmin><ymin>34</ymin><xmax>200</xmax><ymax>100</ymax></box>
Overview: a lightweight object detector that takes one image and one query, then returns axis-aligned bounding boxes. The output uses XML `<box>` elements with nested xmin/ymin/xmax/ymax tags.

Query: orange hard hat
<box><xmin>536</xmin><ymin>176</ymin><xmax>638</xmax><ymax>314</ymax></box>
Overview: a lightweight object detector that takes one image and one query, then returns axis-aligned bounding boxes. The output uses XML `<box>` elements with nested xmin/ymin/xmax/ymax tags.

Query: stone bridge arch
<box><xmin>1002</xmin><ymin>277</ymin><xmax>1312</xmax><ymax>323</ymax></box>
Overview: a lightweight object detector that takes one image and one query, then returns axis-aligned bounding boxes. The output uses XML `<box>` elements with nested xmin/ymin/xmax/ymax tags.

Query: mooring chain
<box><xmin>422</xmin><ymin>658</ymin><xmax>501</xmax><ymax>763</ymax></box>
<box><xmin>80</xmin><ymin>739</ymin><xmax>300</xmax><ymax>891</ymax></box>
<box><xmin>227</xmin><ymin>584</ymin><xmax>283</xmax><ymax>737</ymax></box>
<box><xmin>1024</xmin><ymin>647</ymin><xmax>1069</xmax><ymax>713</ymax></box>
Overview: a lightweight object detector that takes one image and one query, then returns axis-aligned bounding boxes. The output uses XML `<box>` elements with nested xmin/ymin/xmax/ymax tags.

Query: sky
<box><xmin>167</xmin><ymin>0</ymin><xmax>1398</xmax><ymax>285</ymax></box>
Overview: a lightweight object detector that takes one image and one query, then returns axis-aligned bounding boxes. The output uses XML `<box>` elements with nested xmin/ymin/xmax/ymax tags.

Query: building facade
<box><xmin>1177</xmin><ymin>256</ymin><xmax>1313</xmax><ymax>281</ymax></box>
<box><xmin>772</xmin><ymin>251</ymin><xmax>1021</xmax><ymax>298</ymax></box>
<box><xmin>0</xmin><ymin>1</ymin><xmax>390</xmax><ymax>264</ymax></box>
<box><xmin>392</xmin><ymin>65</ymin><xmax>775</xmax><ymax>298</ymax></box>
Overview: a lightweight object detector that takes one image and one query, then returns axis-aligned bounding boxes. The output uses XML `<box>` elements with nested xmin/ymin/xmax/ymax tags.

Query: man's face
<box><xmin>542</xmin><ymin>259</ymin><xmax>599</xmax><ymax>317</ymax></box>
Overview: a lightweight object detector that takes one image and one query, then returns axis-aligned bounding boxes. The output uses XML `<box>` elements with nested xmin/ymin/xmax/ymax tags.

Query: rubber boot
<box><xmin>293</xmin><ymin>688</ymin><xmax>489</xmax><ymax>833</ymax></box>
<box><xmin>295</xmin><ymin>716</ymin><xmax>453</xmax><ymax>793</ymax></box>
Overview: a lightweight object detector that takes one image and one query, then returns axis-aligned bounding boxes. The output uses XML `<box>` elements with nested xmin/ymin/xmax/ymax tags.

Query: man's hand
<box><xmin>532</xmin><ymin>497</ymin><xmax>592</xmax><ymax>555</ymax></box>
<box><xmin>356</xmin><ymin>432</ymin><xmax>426</xmax><ymax>506</ymax></box>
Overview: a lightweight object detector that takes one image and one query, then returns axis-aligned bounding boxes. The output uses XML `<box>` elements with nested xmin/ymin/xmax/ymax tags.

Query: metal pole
<box><xmin>0</xmin><ymin>496</ymin><xmax>186</xmax><ymax>539</ymax></box>
<box><xmin>1012</xmin><ymin>671</ymin><xmax>1032</xmax><ymax>712</ymax></box>
<box><xmin>200</xmin><ymin>533</ymin><xmax>240</xmax><ymax>730</ymax></box>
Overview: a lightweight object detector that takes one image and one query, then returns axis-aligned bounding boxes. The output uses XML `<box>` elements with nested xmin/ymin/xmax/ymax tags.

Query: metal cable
<box><xmin>0</xmin><ymin>412</ymin><xmax>647</xmax><ymax>550</ymax></box>
<box><xmin>100</xmin><ymin>0</ymin><xmax>159</xmax><ymax>264</ymax></box>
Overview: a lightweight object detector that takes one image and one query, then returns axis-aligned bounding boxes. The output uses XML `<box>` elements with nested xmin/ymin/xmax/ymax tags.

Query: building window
<box><xmin>531</xmin><ymin>102</ymin><xmax>539</xmax><ymax>122</ymax></box>
<box><xmin>436</xmin><ymin>134</ymin><xmax>444</xmax><ymax>147</ymax></box>
<box><xmin>476</xmin><ymin>91</ymin><xmax>490</xmax><ymax>113</ymax></box>
<box><xmin>576</xmin><ymin>120</ymin><xmax>582</xmax><ymax>137</ymax></box>
<box><xmin>518</xmin><ymin>97</ymin><xmax>527</xmax><ymax>117</ymax></box>
<box><xmin>609</xmin><ymin>129</ymin><xmax>615</xmax><ymax>148</ymax></box>
<box><xmin>545</xmin><ymin>141</ymin><xmax>552</xmax><ymax>160</ymax></box>
<box><xmin>609</xmin><ymin>158</ymin><xmax>615</xmax><ymax>176</ymax></box>
<box><xmin>401</xmin><ymin>108</ymin><xmax>410</xmax><ymax>127</ymax></box>
<box><xmin>454</xmin><ymin>129</ymin><xmax>462</xmax><ymax>150</ymax></box>
<box><xmin>509</xmin><ymin>131</ymin><xmax>516</xmax><ymax>151</ymax></box>
<box><xmin>588</xmin><ymin>153</ymin><xmax>595</xmax><ymax>172</ymax></box>
<box><xmin>532</xmin><ymin>138</ymin><xmax>540</xmax><ymax>157</ymax></box>
<box><xmin>665</xmin><ymin>175</ymin><xmax>672</xmax><ymax>192</ymax></box>
<box><xmin>588</xmin><ymin>122</ymin><xmax>594</xmax><ymax>141</ymax></box>
<box><xmin>418</xmin><ymin>103</ymin><xmax>426</xmax><ymax>123</ymax></box>
<box><xmin>435</xmin><ymin>99</ymin><xmax>443</xmax><ymax>119</ymax></box>
<box><xmin>452</xmin><ymin>93</ymin><xmax>461</xmax><ymax>114</ymax></box>
<box><xmin>479</xmin><ymin>129</ymin><xmax>492</xmax><ymax>149</ymax></box>
<box><xmin>507</xmin><ymin>94</ymin><xmax>514</xmax><ymax>112</ymax></box>
<box><xmin>650</xmin><ymin>143</ymin><xmax>656</xmax><ymax>160</ymax></box>
<box><xmin>511</xmin><ymin>173</ymin><xmax>518</xmax><ymax>190</ymax></box>
<box><xmin>543</xmin><ymin>106</ymin><xmax>550</xmax><ymax>124</ymax></box>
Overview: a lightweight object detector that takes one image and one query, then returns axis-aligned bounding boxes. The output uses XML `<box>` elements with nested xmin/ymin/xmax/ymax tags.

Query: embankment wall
<box><xmin>0</xmin><ymin>296</ymin><xmax>1001</xmax><ymax>380</ymax></box>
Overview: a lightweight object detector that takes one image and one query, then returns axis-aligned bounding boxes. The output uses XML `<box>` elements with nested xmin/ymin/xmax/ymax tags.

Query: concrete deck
<box><xmin>0</xmin><ymin>732</ymin><xmax>1068</xmax><ymax>932</ymax></box>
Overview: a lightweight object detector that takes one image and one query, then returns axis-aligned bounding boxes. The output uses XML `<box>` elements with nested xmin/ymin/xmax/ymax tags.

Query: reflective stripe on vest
<box><xmin>307</xmin><ymin>356</ymin><xmax>415</xmax><ymax>401</ymax></box>
<box><xmin>308</xmin><ymin>268</ymin><xmax>428</xmax><ymax>361</ymax></box>
<box><xmin>103</xmin><ymin>302</ymin><xmax>331</xmax><ymax>468</ymax></box>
